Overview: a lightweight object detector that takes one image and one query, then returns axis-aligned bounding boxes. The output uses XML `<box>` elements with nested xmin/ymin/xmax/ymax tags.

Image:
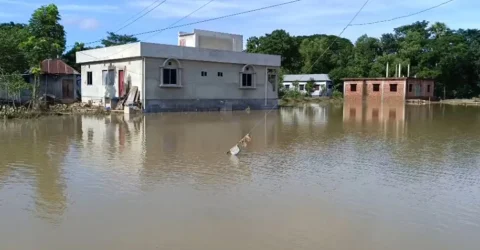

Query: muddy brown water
<box><xmin>1</xmin><ymin>103</ymin><xmax>480</xmax><ymax>250</ymax></box>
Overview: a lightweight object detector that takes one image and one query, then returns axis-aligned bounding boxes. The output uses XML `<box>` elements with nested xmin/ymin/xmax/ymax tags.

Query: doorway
<box><xmin>415</xmin><ymin>84</ymin><xmax>422</xmax><ymax>97</ymax></box>
<box><xmin>62</xmin><ymin>79</ymin><xmax>74</xmax><ymax>99</ymax></box>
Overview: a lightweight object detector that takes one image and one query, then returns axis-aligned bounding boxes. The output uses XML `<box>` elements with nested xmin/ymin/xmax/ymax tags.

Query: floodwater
<box><xmin>1</xmin><ymin>102</ymin><xmax>480</xmax><ymax>250</ymax></box>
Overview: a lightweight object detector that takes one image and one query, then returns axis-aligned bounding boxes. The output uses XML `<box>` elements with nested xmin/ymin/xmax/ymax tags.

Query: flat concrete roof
<box><xmin>342</xmin><ymin>77</ymin><xmax>434</xmax><ymax>81</ymax></box>
<box><xmin>76</xmin><ymin>42</ymin><xmax>280</xmax><ymax>67</ymax></box>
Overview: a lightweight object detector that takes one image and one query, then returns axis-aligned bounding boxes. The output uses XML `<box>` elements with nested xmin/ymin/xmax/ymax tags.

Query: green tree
<box><xmin>299</xmin><ymin>36</ymin><xmax>354</xmax><ymax>74</ymax></box>
<box><xmin>62</xmin><ymin>42</ymin><xmax>92</xmax><ymax>71</ymax></box>
<box><xmin>352</xmin><ymin>35</ymin><xmax>382</xmax><ymax>77</ymax></box>
<box><xmin>0</xmin><ymin>22</ymin><xmax>29</xmax><ymax>74</ymax></box>
<box><xmin>292</xmin><ymin>80</ymin><xmax>299</xmax><ymax>90</ymax></box>
<box><xmin>305</xmin><ymin>78</ymin><xmax>315</xmax><ymax>97</ymax></box>
<box><xmin>246</xmin><ymin>30</ymin><xmax>301</xmax><ymax>73</ymax></box>
<box><xmin>101</xmin><ymin>32</ymin><xmax>139</xmax><ymax>47</ymax></box>
<box><xmin>20</xmin><ymin>4</ymin><xmax>66</xmax><ymax>108</ymax></box>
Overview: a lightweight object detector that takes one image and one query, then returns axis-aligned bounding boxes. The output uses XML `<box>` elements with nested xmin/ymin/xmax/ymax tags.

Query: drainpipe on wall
<box><xmin>142</xmin><ymin>57</ymin><xmax>146</xmax><ymax>112</ymax></box>
<box><xmin>381</xmin><ymin>79</ymin><xmax>384</xmax><ymax>102</ymax></box>
<box><xmin>265</xmin><ymin>68</ymin><xmax>268</xmax><ymax>107</ymax></box>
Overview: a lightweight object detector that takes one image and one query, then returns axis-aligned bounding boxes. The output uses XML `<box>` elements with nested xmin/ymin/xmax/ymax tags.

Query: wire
<box><xmin>64</xmin><ymin>1</ymin><xmax>168</xmax><ymax>48</ymax></box>
<box><xmin>70</xmin><ymin>0</ymin><xmax>301</xmax><ymax>48</ymax></box>
<box><xmin>350</xmin><ymin>0</ymin><xmax>454</xmax><ymax>26</ymax></box>
<box><xmin>116</xmin><ymin>0</ymin><xmax>166</xmax><ymax>32</ymax></box>
<box><xmin>78</xmin><ymin>0</ymin><xmax>300</xmax><ymax>62</ymax></box>
<box><xmin>113</xmin><ymin>0</ymin><xmax>167</xmax><ymax>33</ymax></box>
<box><xmin>297</xmin><ymin>0</ymin><xmax>371</xmax><ymax>81</ymax></box>
<box><xmin>77</xmin><ymin>0</ymin><xmax>218</xmax><ymax>62</ymax></box>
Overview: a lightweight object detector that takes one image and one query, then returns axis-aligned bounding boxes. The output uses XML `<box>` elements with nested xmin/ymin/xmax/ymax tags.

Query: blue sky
<box><xmin>0</xmin><ymin>0</ymin><xmax>478</xmax><ymax>49</ymax></box>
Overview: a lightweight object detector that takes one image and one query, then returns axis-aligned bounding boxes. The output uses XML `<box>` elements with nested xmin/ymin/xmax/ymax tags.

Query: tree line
<box><xmin>2</xmin><ymin>4</ymin><xmax>480</xmax><ymax>100</ymax></box>
<box><xmin>246</xmin><ymin>22</ymin><xmax>480</xmax><ymax>99</ymax></box>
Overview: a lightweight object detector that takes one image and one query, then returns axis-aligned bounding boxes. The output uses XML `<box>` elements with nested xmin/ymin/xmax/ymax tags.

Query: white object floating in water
<box><xmin>228</xmin><ymin>145</ymin><xmax>241</xmax><ymax>156</ymax></box>
<box><xmin>226</xmin><ymin>134</ymin><xmax>252</xmax><ymax>156</ymax></box>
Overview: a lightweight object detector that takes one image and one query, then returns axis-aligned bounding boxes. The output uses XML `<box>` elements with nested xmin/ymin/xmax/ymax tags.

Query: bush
<box><xmin>332</xmin><ymin>90</ymin><xmax>343</xmax><ymax>99</ymax></box>
<box><xmin>283</xmin><ymin>89</ymin><xmax>303</xmax><ymax>99</ymax></box>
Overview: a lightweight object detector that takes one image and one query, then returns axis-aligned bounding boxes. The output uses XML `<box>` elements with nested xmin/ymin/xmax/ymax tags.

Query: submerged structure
<box><xmin>343</xmin><ymin>77</ymin><xmax>435</xmax><ymax>102</ymax></box>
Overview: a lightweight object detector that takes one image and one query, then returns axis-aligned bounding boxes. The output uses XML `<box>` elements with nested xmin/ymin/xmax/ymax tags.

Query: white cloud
<box><xmin>62</xmin><ymin>15</ymin><xmax>100</xmax><ymax>31</ymax></box>
<box><xmin>79</xmin><ymin>18</ymin><xmax>100</xmax><ymax>30</ymax></box>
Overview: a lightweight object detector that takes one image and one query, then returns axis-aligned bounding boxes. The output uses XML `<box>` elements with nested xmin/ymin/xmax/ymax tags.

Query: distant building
<box><xmin>343</xmin><ymin>77</ymin><xmax>435</xmax><ymax>102</ymax></box>
<box><xmin>76</xmin><ymin>30</ymin><xmax>281</xmax><ymax>112</ymax></box>
<box><xmin>178</xmin><ymin>29</ymin><xmax>243</xmax><ymax>52</ymax></box>
<box><xmin>282</xmin><ymin>74</ymin><xmax>333</xmax><ymax>97</ymax></box>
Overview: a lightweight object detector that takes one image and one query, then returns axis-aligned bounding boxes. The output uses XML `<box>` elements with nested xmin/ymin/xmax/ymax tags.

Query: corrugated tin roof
<box><xmin>40</xmin><ymin>59</ymin><xmax>79</xmax><ymax>75</ymax></box>
<box><xmin>283</xmin><ymin>74</ymin><xmax>331</xmax><ymax>82</ymax></box>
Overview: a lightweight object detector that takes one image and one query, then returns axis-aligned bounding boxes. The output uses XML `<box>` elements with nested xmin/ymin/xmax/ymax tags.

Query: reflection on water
<box><xmin>1</xmin><ymin>105</ymin><xmax>480</xmax><ymax>250</ymax></box>
<box><xmin>343</xmin><ymin>100</ymin><xmax>406</xmax><ymax>139</ymax></box>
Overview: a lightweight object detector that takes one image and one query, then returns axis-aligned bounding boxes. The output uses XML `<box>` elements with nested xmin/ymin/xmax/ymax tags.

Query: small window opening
<box><xmin>390</xmin><ymin>84</ymin><xmax>398</xmax><ymax>92</ymax></box>
<box><xmin>351</xmin><ymin>84</ymin><xmax>357</xmax><ymax>92</ymax></box>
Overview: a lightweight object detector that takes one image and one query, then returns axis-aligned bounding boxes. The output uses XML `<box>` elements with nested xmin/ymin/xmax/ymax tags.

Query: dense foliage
<box><xmin>247</xmin><ymin>22</ymin><xmax>480</xmax><ymax>98</ymax></box>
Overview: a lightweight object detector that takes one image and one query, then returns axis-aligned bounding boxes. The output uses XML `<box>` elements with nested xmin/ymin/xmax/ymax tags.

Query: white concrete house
<box><xmin>76</xmin><ymin>37</ymin><xmax>280</xmax><ymax>112</ymax></box>
<box><xmin>282</xmin><ymin>74</ymin><xmax>333</xmax><ymax>97</ymax></box>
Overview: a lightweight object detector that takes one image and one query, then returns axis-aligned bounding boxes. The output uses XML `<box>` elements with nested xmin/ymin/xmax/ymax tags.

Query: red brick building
<box><xmin>343</xmin><ymin>77</ymin><xmax>435</xmax><ymax>102</ymax></box>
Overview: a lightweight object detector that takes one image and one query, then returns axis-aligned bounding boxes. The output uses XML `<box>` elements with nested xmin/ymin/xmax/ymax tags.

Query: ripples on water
<box><xmin>1</xmin><ymin>103</ymin><xmax>480</xmax><ymax>250</ymax></box>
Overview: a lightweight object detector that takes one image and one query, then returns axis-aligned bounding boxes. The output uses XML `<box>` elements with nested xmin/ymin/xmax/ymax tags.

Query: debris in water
<box><xmin>227</xmin><ymin>145</ymin><xmax>240</xmax><ymax>156</ymax></box>
<box><xmin>227</xmin><ymin>134</ymin><xmax>252</xmax><ymax>156</ymax></box>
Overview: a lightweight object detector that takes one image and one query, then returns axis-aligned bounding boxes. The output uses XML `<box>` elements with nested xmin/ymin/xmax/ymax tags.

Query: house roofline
<box><xmin>342</xmin><ymin>77</ymin><xmax>435</xmax><ymax>81</ymax></box>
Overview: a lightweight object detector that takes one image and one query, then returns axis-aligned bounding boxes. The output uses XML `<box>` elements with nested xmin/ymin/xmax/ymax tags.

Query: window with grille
<box><xmin>241</xmin><ymin>73</ymin><xmax>253</xmax><ymax>87</ymax></box>
<box><xmin>87</xmin><ymin>72</ymin><xmax>92</xmax><ymax>85</ymax></box>
<box><xmin>163</xmin><ymin>68</ymin><xmax>177</xmax><ymax>85</ymax></box>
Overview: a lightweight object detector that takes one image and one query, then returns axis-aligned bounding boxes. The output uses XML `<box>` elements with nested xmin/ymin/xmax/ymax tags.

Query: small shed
<box><xmin>282</xmin><ymin>74</ymin><xmax>333</xmax><ymax>97</ymax></box>
<box><xmin>26</xmin><ymin>59</ymin><xmax>80</xmax><ymax>103</ymax></box>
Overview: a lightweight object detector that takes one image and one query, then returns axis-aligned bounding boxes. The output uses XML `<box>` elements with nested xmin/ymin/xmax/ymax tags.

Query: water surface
<box><xmin>1</xmin><ymin>103</ymin><xmax>480</xmax><ymax>250</ymax></box>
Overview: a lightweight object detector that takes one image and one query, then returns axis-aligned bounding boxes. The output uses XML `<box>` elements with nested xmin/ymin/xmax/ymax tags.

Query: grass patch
<box><xmin>279</xmin><ymin>96</ymin><xmax>343</xmax><ymax>107</ymax></box>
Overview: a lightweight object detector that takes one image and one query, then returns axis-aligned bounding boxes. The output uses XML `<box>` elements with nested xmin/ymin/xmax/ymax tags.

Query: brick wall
<box><xmin>378</xmin><ymin>80</ymin><xmax>406</xmax><ymax>102</ymax></box>
<box><xmin>344</xmin><ymin>80</ymin><xmax>364</xmax><ymax>102</ymax></box>
<box><xmin>344</xmin><ymin>79</ymin><xmax>406</xmax><ymax>102</ymax></box>
<box><xmin>406</xmin><ymin>79</ymin><xmax>435</xmax><ymax>99</ymax></box>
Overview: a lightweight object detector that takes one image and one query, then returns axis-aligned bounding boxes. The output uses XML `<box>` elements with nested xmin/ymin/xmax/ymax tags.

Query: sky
<box><xmin>0</xmin><ymin>0</ymin><xmax>478</xmax><ymax>49</ymax></box>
